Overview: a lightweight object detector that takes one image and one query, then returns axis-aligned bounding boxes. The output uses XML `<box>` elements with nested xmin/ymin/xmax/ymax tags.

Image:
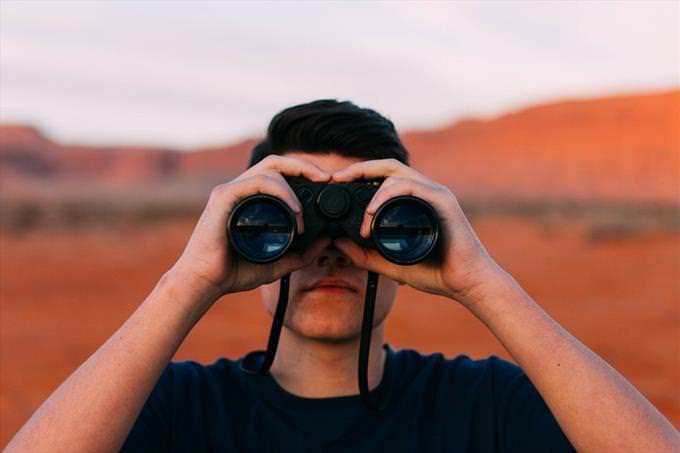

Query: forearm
<box><xmin>5</xmin><ymin>270</ymin><xmax>218</xmax><ymax>453</ymax></box>
<box><xmin>462</xmin><ymin>268</ymin><xmax>680</xmax><ymax>453</ymax></box>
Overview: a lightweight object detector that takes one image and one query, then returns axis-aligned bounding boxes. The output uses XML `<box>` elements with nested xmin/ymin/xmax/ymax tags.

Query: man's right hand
<box><xmin>4</xmin><ymin>157</ymin><xmax>333</xmax><ymax>453</ymax></box>
<box><xmin>167</xmin><ymin>155</ymin><xmax>332</xmax><ymax>303</ymax></box>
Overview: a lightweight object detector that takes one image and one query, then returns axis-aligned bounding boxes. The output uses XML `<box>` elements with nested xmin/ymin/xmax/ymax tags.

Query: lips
<box><xmin>303</xmin><ymin>276</ymin><xmax>358</xmax><ymax>293</ymax></box>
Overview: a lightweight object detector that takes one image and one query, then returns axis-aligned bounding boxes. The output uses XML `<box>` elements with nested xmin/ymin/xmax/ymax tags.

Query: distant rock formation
<box><xmin>0</xmin><ymin>125</ymin><xmax>256</xmax><ymax>197</ymax></box>
<box><xmin>1</xmin><ymin>89</ymin><xmax>678</xmax><ymax>205</ymax></box>
<box><xmin>402</xmin><ymin>89</ymin><xmax>679</xmax><ymax>204</ymax></box>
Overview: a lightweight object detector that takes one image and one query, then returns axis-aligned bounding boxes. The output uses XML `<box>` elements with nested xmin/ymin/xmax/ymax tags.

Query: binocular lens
<box><xmin>372</xmin><ymin>197</ymin><xmax>438</xmax><ymax>265</ymax></box>
<box><xmin>229</xmin><ymin>197</ymin><xmax>295</xmax><ymax>263</ymax></box>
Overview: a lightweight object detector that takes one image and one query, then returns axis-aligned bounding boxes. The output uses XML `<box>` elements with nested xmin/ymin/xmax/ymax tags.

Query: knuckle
<box><xmin>382</xmin><ymin>176</ymin><xmax>402</xmax><ymax>187</ymax></box>
<box><xmin>437</xmin><ymin>183</ymin><xmax>453</xmax><ymax>195</ymax></box>
<box><xmin>265</xmin><ymin>171</ymin><xmax>285</xmax><ymax>182</ymax></box>
<box><xmin>343</xmin><ymin>162</ymin><xmax>359</xmax><ymax>172</ymax></box>
<box><xmin>253</xmin><ymin>174</ymin><xmax>272</xmax><ymax>185</ymax></box>
<box><xmin>383</xmin><ymin>177</ymin><xmax>407</xmax><ymax>192</ymax></box>
<box><xmin>263</xmin><ymin>154</ymin><xmax>283</xmax><ymax>165</ymax></box>
<box><xmin>235</xmin><ymin>175</ymin><xmax>269</xmax><ymax>193</ymax></box>
<box><xmin>209</xmin><ymin>183</ymin><xmax>230</xmax><ymax>198</ymax></box>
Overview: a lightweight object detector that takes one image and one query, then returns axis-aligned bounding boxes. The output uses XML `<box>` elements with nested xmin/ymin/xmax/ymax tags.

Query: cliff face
<box><xmin>0</xmin><ymin>126</ymin><xmax>255</xmax><ymax>195</ymax></box>
<box><xmin>403</xmin><ymin>90</ymin><xmax>680</xmax><ymax>204</ymax></box>
<box><xmin>1</xmin><ymin>89</ymin><xmax>678</xmax><ymax>203</ymax></box>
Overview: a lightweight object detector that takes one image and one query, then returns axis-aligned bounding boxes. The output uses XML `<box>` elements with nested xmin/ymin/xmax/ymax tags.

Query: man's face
<box><xmin>259</xmin><ymin>152</ymin><xmax>399</xmax><ymax>341</ymax></box>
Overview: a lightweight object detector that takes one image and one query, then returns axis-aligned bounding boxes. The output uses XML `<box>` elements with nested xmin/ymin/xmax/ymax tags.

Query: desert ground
<box><xmin>1</xmin><ymin>212</ymin><xmax>678</xmax><ymax>446</ymax></box>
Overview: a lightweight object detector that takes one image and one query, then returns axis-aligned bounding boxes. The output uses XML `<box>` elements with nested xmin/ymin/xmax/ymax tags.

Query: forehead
<box><xmin>282</xmin><ymin>151</ymin><xmax>364</xmax><ymax>174</ymax></box>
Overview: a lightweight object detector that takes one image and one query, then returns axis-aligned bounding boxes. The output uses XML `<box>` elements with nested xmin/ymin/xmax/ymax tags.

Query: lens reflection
<box><xmin>231</xmin><ymin>199</ymin><xmax>294</xmax><ymax>262</ymax></box>
<box><xmin>373</xmin><ymin>199</ymin><xmax>437</xmax><ymax>264</ymax></box>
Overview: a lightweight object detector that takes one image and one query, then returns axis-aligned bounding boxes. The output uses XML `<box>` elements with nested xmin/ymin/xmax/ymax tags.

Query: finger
<box><xmin>253</xmin><ymin>155</ymin><xmax>331</xmax><ymax>182</ymax></box>
<box><xmin>359</xmin><ymin>178</ymin><xmax>449</xmax><ymax>237</ymax></box>
<box><xmin>367</xmin><ymin>178</ymin><xmax>446</xmax><ymax>215</ymax></box>
<box><xmin>274</xmin><ymin>237</ymin><xmax>331</xmax><ymax>275</ymax></box>
<box><xmin>331</xmin><ymin>158</ymin><xmax>420</xmax><ymax>182</ymax></box>
<box><xmin>334</xmin><ymin>238</ymin><xmax>405</xmax><ymax>282</ymax></box>
<box><xmin>358</xmin><ymin>176</ymin><xmax>406</xmax><ymax>237</ymax></box>
<box><xmin>264</xmin><ymin>172</ymin><xmax>307</xmax><ymax>233</ymax></box>
<box><xmin>214</xmin><ymin>175</ymin><xmax>304</xmax><ymax>233</ymax></box>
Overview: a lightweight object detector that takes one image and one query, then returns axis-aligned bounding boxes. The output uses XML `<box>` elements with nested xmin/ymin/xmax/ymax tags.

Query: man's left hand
<box><xmin>332</xmin><ymin>158</ymin><xmax>506</xmax><ymax>306</ymax></box>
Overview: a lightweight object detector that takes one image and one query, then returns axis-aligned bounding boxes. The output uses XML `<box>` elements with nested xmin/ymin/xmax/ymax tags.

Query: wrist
<box><xmin>159</xmin><ymin>266</ymin><xmax>224</xmax><ymax>311</ymax></box>
<box><xmin>446</xmin><ymin>260</ymin><xmax>515</xmax><ymax>310</ymax></box>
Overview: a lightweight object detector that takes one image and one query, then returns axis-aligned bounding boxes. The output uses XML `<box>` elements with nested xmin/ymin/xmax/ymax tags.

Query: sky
<box><xmin>0</xmin><ymin>1</ymin><xmax>678</xmax><ymax>150</ymax></box>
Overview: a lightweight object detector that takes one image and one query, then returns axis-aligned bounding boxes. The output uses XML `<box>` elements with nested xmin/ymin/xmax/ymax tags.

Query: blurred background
<box><xmin>0</xmin><ymin>0</ymin><xmax>678</xmax><ymax>444</ymax></box>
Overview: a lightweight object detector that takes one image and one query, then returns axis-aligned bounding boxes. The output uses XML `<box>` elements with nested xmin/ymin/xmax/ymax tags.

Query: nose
<box><xmin>316</xmin><ymin>242</ymin><xmax>351</xmax><ymax>268</ymax></box>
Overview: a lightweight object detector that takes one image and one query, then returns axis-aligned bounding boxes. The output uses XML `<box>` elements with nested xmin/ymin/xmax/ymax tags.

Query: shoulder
<box><xmin>164</xmin><ymin>357</ymin><xmax>245</xmax><ymax>391</ymax></box>
<box><xmin>390</xmin><ymin>346</ymin><xmax>523</xmax><ymax>390</ymax></box>
<box><xmin>166</xmin><ymin>357</ymin><xmax>233</xmax><ymax>378</ymax></box>
<box><xmin>152</xmin><ymin>357</ymin><xmax>255</xmax><ymax>420</ymax></box>
<box><xmin>389</xmin><ymin>347</ymin><xmax>535</xmax><ymax>415</ymax></box>
<box><xmin>145</xmin><ymin>357</ymin><xmax>249</xmax><ymax>409</ymax></box>
<box><xmin>391</xmin><ymin>348</ymin><xmax>574</xmax><ymax>451</ymax></box>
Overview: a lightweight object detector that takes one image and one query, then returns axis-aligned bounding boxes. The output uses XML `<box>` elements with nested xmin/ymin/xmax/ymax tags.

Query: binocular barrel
<box><xmin>228</xmin><ymin>184</ymin><xmax>439</xmax><ymax>265</ymax></box>
<box><xmin>371</xmin><ymin>196</ymin><xmax>439</xmax><ymax>264</ymax></box>
<box><xmin>228</xmin><ymin>195</ymin><xmax>296</xmax><ymax>263</ymax></box>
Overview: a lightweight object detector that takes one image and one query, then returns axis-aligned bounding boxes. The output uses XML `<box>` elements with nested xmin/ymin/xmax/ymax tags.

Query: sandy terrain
<box><xmin>1</xmin><ymin>214</ymin><xmax>678</xmax><ymax>446</ymax></box>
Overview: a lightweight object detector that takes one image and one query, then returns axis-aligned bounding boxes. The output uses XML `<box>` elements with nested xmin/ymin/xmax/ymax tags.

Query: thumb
<box><xmin>273</xmin><ymin>237</ymin><xmax>331</xmax><ymax>276</ymax></box>
<box><xmin>334</xmin><ymin>238</ymin><xmax>405</xmax><ymax>283</ymax></box>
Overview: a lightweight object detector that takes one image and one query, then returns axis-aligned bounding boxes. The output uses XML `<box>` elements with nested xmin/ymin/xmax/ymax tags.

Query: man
<box><xmin>6</xmin><ymin>100</ymin><xmax>679</xmax><ymax>452</ymax></box>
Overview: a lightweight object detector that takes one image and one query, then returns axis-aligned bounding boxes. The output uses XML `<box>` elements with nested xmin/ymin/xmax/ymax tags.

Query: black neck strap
<box><xmin>240</xmin><ymin>274</ymin><xmax>290</xmax><ymax>375</ymax></box>
<box><xmin>240</xmin><ymin>271</ymin><xmax>391</xmax><ymax>411</ymax></box>
<box><xmin>357</xmin><ymin>271</ymin><xmax>391</xmax><ymax>410</ymax></box>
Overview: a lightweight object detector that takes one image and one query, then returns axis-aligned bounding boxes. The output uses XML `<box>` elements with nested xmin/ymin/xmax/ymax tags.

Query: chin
<box><xmin>285</xmin><ymin>298</ymin><xmax>364</xmax><ymax>341</ymax></box>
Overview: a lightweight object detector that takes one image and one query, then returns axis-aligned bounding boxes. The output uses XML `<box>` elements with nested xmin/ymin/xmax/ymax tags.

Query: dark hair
<box><xmin>248</xmin><ymin>99</ymin><xmax>409</xmax><ymax>167</ymax></box>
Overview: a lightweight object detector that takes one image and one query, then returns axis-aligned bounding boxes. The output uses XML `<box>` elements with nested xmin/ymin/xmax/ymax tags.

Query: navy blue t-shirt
<box><xmin>121</xmin><ymin>345</ymin><xmax>575</xmax><ymax>452</ymax></box>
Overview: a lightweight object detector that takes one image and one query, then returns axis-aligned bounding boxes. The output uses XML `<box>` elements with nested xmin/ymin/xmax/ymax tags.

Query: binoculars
<box><xmin>228</xmin><ymin>178</ymin><xmax>440</xmax><ymax>265</ymax></box>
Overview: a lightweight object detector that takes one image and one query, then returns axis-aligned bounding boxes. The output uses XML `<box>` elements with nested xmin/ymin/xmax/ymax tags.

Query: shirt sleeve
<box><xmin>491</xmin><ymin>357</ymin><xmax>576</xmax><ymax>453</ymax></box>
<box><xmin>119</xmin><ymin>364</ymin><xmax>174</xmax><ymax>453</ymax></box>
